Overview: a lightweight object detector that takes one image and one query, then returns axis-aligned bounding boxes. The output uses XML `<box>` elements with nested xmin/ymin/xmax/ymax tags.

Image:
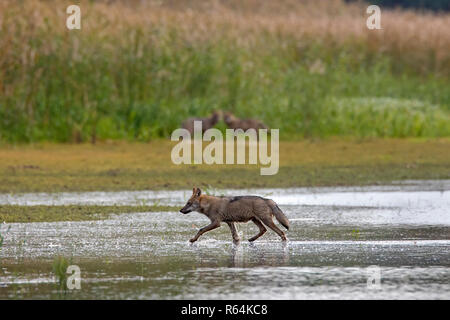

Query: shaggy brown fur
<box><xmin>181</xmin><ymin>111</ymin><xmax>221</xmax><ymax>135</ymax></box>
<box><xmin>223</xmin><ymin>112</ymin><xmax>268</xmax><ymax>132</ymax></box>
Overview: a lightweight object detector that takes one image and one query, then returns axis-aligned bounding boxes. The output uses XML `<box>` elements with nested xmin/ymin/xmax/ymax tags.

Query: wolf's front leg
<box><xmin>190</xmin><ymin>221</ymin><xmax>221</xmax><ymax>243</ymax></box>
<box><xmin>226</xmin><ymin>222</ymin><xmax>240</xmax><ymax>243</ymax></box>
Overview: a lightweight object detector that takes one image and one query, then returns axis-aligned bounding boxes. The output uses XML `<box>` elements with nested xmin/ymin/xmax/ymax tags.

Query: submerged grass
<box><xmin>0</xmin><ymin>0</ymin><xmax>449</xmax><ymax>142</ymax></box>
<box><xmin>0</xmin><ymin>205</ymin><xmax>178</xmax><ymax>223</ymax></box>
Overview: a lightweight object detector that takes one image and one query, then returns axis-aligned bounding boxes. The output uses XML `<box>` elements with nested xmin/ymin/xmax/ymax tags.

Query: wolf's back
<box><xmin>266</xmin><ymin>200</ymin><xmax>289</xmax><ymax>230</ymax></box>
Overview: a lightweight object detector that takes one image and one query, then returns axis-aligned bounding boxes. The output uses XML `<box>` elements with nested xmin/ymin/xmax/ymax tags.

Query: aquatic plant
<box><xmin>52</xmin><ymin>255</ymin><xmax>70</xmax><ymax>292</ymax></box>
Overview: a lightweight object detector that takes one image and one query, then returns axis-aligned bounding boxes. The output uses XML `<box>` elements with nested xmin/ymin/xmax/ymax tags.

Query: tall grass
<box><xmin>52</xmin><ymin>255</ymin><xmax>69</xmax><ymax>292</ymax></box>
<box><xmin>0</xmin><ymin>0</ymin><xmax>449</xmax><ymax>142</ymax></box>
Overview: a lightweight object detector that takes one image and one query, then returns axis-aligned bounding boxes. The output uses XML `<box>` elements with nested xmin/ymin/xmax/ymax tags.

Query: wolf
<box><xmin>181</xmin><ymin>111</ymin><xmax>221</xmax><ymax>135</ymax></box>
<box><xmin>180</xmin><ymin>187</ymin><xmax>289</xmax><ymax>243</ymax></box>
<box><xmin>223</xmin><ymin>112</ymin><xmax>268</xmax><ymax>132</ymax></box>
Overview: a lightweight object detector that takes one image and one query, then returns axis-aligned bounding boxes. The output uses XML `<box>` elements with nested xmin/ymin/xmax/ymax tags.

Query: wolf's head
<box><xmin>223</xmin><ymin>112</ymin><xmax>238</xmax><ymax>125</ymax></box>
<box><xmin>180</xmin><ymin>187</ymin><xmax>202</xmax><ymax>214</ymax></box>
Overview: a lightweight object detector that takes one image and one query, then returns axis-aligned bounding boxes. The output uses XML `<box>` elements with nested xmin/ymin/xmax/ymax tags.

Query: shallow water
<box><xmin>1</xmin><ymin>180</ymin><xmax>449</xmax><ymax>299</ymax></box>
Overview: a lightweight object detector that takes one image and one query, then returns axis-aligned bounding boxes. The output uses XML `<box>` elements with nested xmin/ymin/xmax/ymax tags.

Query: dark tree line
<box><xmin>347</xmin><ymin>0</ymin><xmax>450</xmax><ymax>12</ymax></box>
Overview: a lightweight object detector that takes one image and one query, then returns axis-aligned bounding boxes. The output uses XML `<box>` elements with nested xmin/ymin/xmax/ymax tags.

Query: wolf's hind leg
<box><xmin>190</xmin><ymin>221</ymin><xmax>220</xmax><ymax>243</ymax></box>
<box><xmin>248</xmin><ymin>218</ymin><xmax>267</xmax><ymax>242</ymax></box>
<box><xmin>226</xmin><ymin>222</ymin><xmax>240</xmax><ymax>243</ymax></box>
<box><xmin>259</xmin><ymin>216</ymin><xmax>287</xmax><ymax>241</ymax></box>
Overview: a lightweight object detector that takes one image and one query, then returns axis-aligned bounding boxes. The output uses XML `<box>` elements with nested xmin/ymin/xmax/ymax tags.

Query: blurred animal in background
<box><xmin>223</xmin><ymin>112</ymin><xmax>268</xmax><ymax>133</ymax></box>
<box><xmin>181</xmin><ymin>110</ymin><xmax>221</xmax><ymax>135</ymax></box>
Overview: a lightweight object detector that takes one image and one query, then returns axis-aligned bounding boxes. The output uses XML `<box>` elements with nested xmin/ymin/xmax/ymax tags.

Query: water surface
<box><xmin>1</xmin><ymin>180</ymin><xmax>449</xmax><ymax>299</ymax></box>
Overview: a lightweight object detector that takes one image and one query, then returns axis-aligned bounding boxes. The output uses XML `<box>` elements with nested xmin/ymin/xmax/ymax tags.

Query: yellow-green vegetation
<box><xmin>52</xmin><ymin>256</ymin><xmax>70</xmax><ymax>292</ymax></box>
<box><xmin>0</xmin><ymin>0</ymin><xmax>449</xmax><ymax>142</ymax></box>
<box><xmin>0</xmin><ymin>139</ymin><xmax>448</xmax><ymax>193</ymax></box>
<box><xmin>0</xmin><ymin>205</ymin><xmax>178</xmax><ymax>223</ymax></box>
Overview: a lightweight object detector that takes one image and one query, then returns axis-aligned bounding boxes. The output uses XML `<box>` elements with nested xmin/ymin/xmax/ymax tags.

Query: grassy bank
<box><xmin>0</xmin><ymin>0</ymin><xmax>449</xmax><ymax>142</ymax></box>
<box><xmin>0</xmin><ymin>205</ymin><xmax>177</xmax><ymax>223</ymax></box>
<box><xmin>0</xmin><ymin>139</ymin><xmax>448</xmax><ymax>193</ymax></box>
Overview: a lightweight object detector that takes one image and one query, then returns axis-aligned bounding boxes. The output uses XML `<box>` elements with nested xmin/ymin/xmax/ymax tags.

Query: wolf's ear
<box><xmin>192</xmin><ymin>187</ymin><xmax>201</xmax><ymax>196</ymax></box>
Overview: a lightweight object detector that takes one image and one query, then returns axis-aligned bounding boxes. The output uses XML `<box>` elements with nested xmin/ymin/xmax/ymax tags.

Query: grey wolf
<box><xmin>181</xmin><ymin>111</ymin><xmax>221</xmax><ymax>135</ymax></box>
<box><xmin>223</xmin><ymin>112</ymin><xmax>268</xmax><ymax>132</ymax></box>
<box><xmin>180</xmin><ymin>187</ymin><xmax>289</xmax><ymax>243</ymax></box>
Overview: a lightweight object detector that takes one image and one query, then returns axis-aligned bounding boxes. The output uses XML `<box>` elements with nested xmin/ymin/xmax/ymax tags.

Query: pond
<box><xmin>0</xmin><ymin>180</ymin><xmax>449</xmax><ymax>299</ymax></box>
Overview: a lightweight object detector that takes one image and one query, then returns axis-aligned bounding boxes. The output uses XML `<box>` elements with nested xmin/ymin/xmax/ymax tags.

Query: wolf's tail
<box><xmin>267</xmin><ymin>200</ymin><xmax>289</xmax><ymax>230</ymax></box>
